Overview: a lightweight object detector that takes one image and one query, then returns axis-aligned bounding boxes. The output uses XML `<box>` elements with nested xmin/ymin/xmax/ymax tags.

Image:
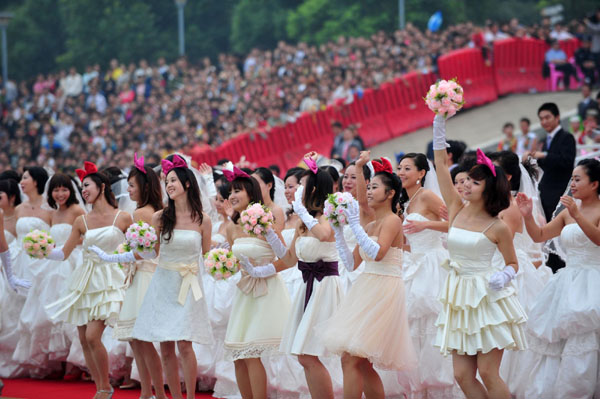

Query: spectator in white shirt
<box><xmin>85</xmin><ymin>85</ymin><xmax>107</xmax><ymax>114</ymax></box>
<box><xmin>63</xmin><ymin>67</ymin><xmax>84</xmax><ymax>97</ymax></box>
<box><xmin>550</xmin><ymin>24</ymin><xmax>574</xmax><ymax>41</ymax></box>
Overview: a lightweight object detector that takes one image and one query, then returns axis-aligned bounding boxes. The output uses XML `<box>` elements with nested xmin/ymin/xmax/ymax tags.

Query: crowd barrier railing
<box><xmin>189</xmin><ymin>38</ymin><xmax>580</xmax><ymax>172</ymax></box>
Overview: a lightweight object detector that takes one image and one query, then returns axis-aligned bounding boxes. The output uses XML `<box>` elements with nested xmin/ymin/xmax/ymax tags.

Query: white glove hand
<box><xmin>239</xmin><ymin>255</ymin><xmax>276</xmax><ymax>278</ymax></box>
<box><xmin>1</xmin><ymin>250</ymin><xmax>32</xmax><ymax>292</ymax></box>
<box><xmin>433</xmin><ymin>114</ymin><xmax>450</xmax><ymax>151</ymax></box>
<box><xmin>89</xmin><ymin>245</ymin><xmax>136</xmax><ymax>263</ymax></box>
<box><xmin>265</xmin><ymin>228</ymin><xmax>287</xmax><ymax>258</ymax></box>
<box><xmin>343</xmin><ymin>199</ymin><xmax>380</xmax><ymax>260</ymax></box>
<box><xmin>333</xmin><ymin>225</ymin><xmax>354</xmax><ymax>271</ymax></box>
<box><xmin>47</xmin><ymin>247</ymin><xmax>65</xmax><ymax>261</ymax></box>
<box><xmin>489</xmin><ymin>265</ymin><xmax>516</xmax><ymax>291</ymax></box>
<box><xmin>292</xmin><ymin>185</ymin><xmax>318</xmax><ymax>230</ymax></box>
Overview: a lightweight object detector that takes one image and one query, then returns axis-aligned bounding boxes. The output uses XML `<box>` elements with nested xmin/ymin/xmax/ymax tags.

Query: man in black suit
<box><xmin>524</xmin><ymin>102</ymin><xmax>576</xmax><ymax>272</ymax></box>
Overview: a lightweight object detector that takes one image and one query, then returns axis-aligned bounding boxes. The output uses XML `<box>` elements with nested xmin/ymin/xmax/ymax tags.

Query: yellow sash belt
<box><xmin>160</xmin><ymin>262</ymin><xmax>203</xmax><ymax>305</ymax></box>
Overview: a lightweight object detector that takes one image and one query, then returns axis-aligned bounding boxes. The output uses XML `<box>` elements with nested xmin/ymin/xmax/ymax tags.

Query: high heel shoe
<box><xmin>96</xmin><ymin>386</ymin><xmax>114</xmax><ymax>399</ymax></box>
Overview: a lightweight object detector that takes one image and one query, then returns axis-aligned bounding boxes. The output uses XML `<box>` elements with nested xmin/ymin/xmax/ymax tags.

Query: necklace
<box><xmin>405</xmin><ymin>186</ymin><xmax>423</xmax><ymax>214</ymax></box>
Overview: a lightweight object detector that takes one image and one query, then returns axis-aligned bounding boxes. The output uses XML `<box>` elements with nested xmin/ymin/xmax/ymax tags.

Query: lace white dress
<box><xmin>131</xmin><ymin>229</ymin><xmax>213</xmax><ymax>344</ymax></box>
<box><xmin>223</xmin><ymin>237</ymin><xmax>291</xmax><ymax>360</ymax></box>
<box><xmin>0</xmin><ymin>228</ymin><xmax>28</xmax><ymax>377</ymax></box>
<box><xmin>399</xmin><ymin>213</ymin><xmax>462</xmax><ymax>399</ymax></box>
<box><xmin>516</xmin><ymin>223</ymin><xmax>600</xmax><ymax>399</ymax></box>
<box><xmin>13</xmin><ymin>223</ymin><xmax>80</xmax><ymax>372</ymax></box>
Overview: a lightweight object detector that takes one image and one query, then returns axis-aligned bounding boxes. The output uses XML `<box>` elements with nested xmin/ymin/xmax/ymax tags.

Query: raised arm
<box><xmin>516</xmin><ymin>192</ymin><xmax>565</xmax><ymax>242</ymax></box>
<box><xmin>355</xmin><ymin>151</ymin><xmax>375</xmax><ymax>224</ymax></box>
<box><xmin>432</xmin><ymin>115</ymin><xmax>463</xmax><ymax>216</ymax></box>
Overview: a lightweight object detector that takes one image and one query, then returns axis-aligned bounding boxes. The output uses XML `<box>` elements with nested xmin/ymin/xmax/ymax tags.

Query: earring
<box><xmin>416</xmin><ymin>179</ymin><xmax>420</xmax><ymax>185</ymax></box>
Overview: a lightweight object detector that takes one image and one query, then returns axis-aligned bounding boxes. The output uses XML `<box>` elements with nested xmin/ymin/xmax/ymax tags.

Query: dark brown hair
<box><xmin>160</xmin><ymin>167</ymin><xmax>203</xmax><ymax>242</ymax></box>
<box><xmin>83</xmin><ymin>172</ymin><xmax>118</xmax><ymax>208</ymax></box>
<box><xmin>0</xmin><ymin>179</ymin><xmax>22</xmax><ymax>207</ymax></box>
<box><xmin>47</xmin><ymin>173</ymin><xmax>79</xmax><ymax>209</ymax></box>
<box><xmin>24</xmin><ymin>166</ymin><xmax>49</xmax><ymax>195</ymax></box>
<box><xmin>300</xmin><ymin>169</ymin><xmax>334</xmax><ymax>232</ymax></box>
<box><xmin>230</xmin><ymin>176</ymin><xmax>263</xmax><ymax>224</ymax></box>
<box><xmin>468</xmin><ymin>164</ymin><xmax>511</xmax><ymax>217</ymax></box>
<box><xmin>128</xmin><ymin>166</ymin><xmax>163</xmax><ymax>212</ymax></box>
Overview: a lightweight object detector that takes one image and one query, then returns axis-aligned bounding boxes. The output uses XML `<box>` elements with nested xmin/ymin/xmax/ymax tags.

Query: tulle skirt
<box><xmin>321</xmin><ymin>272</ymin><xmax>417</xmax><ymax>370</ymax></box>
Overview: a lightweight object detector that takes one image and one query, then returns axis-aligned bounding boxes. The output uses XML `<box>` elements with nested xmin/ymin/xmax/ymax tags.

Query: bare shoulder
<box><xmin>489</xmin><ymin>217</ymin><xmax>512</xmax><ymax>242</ymax></box>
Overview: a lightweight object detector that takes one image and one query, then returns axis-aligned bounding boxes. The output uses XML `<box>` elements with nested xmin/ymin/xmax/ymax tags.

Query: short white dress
<box><xmin>224</xmin><ymin>237</ymin><xmax>291</xmax><ymax>360</ymax></box>
<box><xmin>131</xmin><ymin>229</ymin><xmax>213</xmax><ymax>344</ymax></box>
<box><xmin>48</xmin><ymin>213</ymin><xmax>126</xmax><ymax>327</ymax></box>
<box><xmin>280</xmin><ymin>237</ymin><xmax>343</xmax><ymax>356</ymax></box>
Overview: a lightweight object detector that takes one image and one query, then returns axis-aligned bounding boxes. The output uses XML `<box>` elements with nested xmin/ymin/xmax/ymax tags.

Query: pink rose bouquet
<box><xmin>114</xmin><ymin>242</ymin><xmax>131</xmax><ymax>269</ymax></box>
<box><xmin>424</xmin><ymin>78</ymin><xmax>465</xmax><ymax>118</ymax></box>
<box><xmin>125</xmin><ymin>221</ymin><xmax>158</xmax><ymax>253</ymax></box>
<box><xmin>240</xmin><ymin>203</ymin><xmax>274</xmax><ymax>237</ymax></box>
<box><xmin>324</xmin><ymin>192</ymin><xmax>354</xmax><ymax>227</ymax></box>
<box><xmin>23</xmin><ymin>229</ymin><xmax>55</xmax><ymax>259</ymax></box>
<box><xmin>204</xmin><ymin>248</ymin><xmax>239</xmax><ymax>280</ymax></box>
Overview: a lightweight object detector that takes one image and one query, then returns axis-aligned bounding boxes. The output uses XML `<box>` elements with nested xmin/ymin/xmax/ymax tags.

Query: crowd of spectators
<box><xmin>1</xmin><ymin>11</ymin><xmax>599</xmax><ymax>174</ymax></box>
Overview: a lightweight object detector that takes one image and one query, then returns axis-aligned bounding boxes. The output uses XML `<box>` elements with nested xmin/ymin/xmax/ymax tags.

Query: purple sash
<box><xmin>297</xmin><ymin>260</ymin><xmax>339</xmax><ymax>310</ymax></box>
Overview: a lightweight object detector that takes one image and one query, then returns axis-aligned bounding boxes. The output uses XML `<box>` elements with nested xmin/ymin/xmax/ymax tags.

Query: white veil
<box><xmin>111</xmin><ymin>171</ymin><xmax>137</xmax><ymax>214</ymax></box>
<box><xmin>423</xmin><ymin>159</ymin><xmax>442</xmax><ymax>198</ymax></box>
<box><xmin>518</xmin><ymin>163</ymin><xmax>545</xmax><ymax>263</ymax></box>
<box><xmin>274</xmin><ymin>175</ymin><xmax>290</xmax><ymax>214</ymax></box>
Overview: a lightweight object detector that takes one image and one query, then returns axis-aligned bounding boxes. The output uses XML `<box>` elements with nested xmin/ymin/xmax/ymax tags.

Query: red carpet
<box><xmin>1</xmin><ymin>379</ymin><xmax>216</xmax><ymax>399</ymax></box>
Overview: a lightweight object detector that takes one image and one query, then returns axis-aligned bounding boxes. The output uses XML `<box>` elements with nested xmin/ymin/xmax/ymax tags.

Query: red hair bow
<box><xmin>161</xmin><ymin>154</ymin><xmax>187</xmax><ymax>176</ymax></box>
<box><xmin>476</xmin><ymin>148</ymin><xmax>496</xmax><ymax>177</ymax></box>
<box><xmin>371</xmin><ymin>157</ymin><xmax>393</xmax><ymax>174</ymax></box>
<box><xmin>76</xmin><ymin>162</ymin><xmax>98</xmax><ymax>182</ymax></box>
<box><xmin>134</xmin><ymin>153</ymin><xmax>146</xmax><ymax>174</ymax></box>
<box><xmin>222</xmin><ymin>161</ymin><xmax>250</xmax><ymax>182</ymax></box>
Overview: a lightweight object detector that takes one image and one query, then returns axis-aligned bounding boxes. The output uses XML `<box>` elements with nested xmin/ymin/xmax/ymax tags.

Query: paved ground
<box><xmin>370</xmin><ymin>91</ymin><xmax>581</xmax><ymax>160</ymax></box>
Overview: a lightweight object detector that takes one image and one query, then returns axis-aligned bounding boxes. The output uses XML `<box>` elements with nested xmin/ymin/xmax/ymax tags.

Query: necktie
<box><xmin>546</xmin><ymin>134</ymin><xmax>552</xmax><ymax>149</ymax></box>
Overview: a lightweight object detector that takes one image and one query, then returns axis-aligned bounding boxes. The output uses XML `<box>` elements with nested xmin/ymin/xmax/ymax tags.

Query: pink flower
<box><xmin>24</xmin><ymin>242</ymin><xmax>33</xmax><ymax>250</ymax></box>
<box><xmin>226</xmin><ymin>259</ymin><xmax>233</xmax><ymax>268</ymax></box>
<box><xmin>206</xmin><ymin>259</ymin><xmax>215</xmax><ymax>268</ymax></box>
<box><xmin>219</xmin><ymin>254</ymin><xmax>227</xmax><ymax>262</ymax></box>
<box><xmin>33</xmin><ymin>243</ymin><xmax>40</xmax><ymax>251</ymax></box>
<box><xmin>241</xmin><ymin>214</ymin><xmax>249</xmax><ymax>223</ymax></box>
<box><xmin>214</xmin><ymin>271</ymin><xmax>223</xmax><ymax>279</ymax></box>
<box><xmin>223</xmin><ymin>271</ymin><xmax>232</xmax><ymax>279</ymax></box>
<box><xmin>250</xmin><ymin>217</ymin><xmax>257</xmax><ymax>226</ymax></box>
<box><xmin>253</xmin><ymin>226</ymin><xmax>263</xmax><ymax>235</ymax></box>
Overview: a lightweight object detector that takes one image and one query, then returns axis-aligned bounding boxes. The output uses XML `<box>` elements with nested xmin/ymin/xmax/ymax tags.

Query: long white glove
<box><xmin>292</xmin><ymin>186</ymin><xmax>318</xmax><ymax>230</ymax></box>
<box><xmin>489</xmin><ymin>265</ymin><xmax>516</xmax><ymax>291</ymax></box>
<box><xmin>433</xmin><ymin>114</ymin><xmax>450</xmax><ymax>150</ymax></box>
<box><xmin>47</xmin><ymin>247</ymin><xmax>65</xmax><ymax>261</ymax></box>
<box><xmin>88</xmin><ymin>245</ymin><xmax>157</xmax><ymax>263</ymax></box>
<box><xmin>0</xmin><ymin>249</ymin><xmax>32</xmax><ymax>292</ymax></box>
<box><xmin>333</xmin><ymin>224</ymin><xmax>354</xmax><ymax>271</ymax></box>
<box><xmin>265</xmin><ymin>228</ymin><xmax>287</xmax><ymax>259</ymax></box>
<box><xmin>239</xmin><ymin>255</ymin><xmax>276</xmax><ymax>278</ymax></box>
<box><xmin>345</xmin><ymin>199</ymin><xmax>380</xmax><ymax>260</ymax></box>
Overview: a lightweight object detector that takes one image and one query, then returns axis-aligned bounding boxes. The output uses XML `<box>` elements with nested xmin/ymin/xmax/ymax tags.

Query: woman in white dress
<box><xmin>223</xmin><ymin>166</ymin><xmax>291</xmax><ymax>399</ymax></box>
<box><xmin>116</xmin><ymin>155</ymin><xmax>167</xmax><ymax>399</ymax></box>
<box><xmin>321</xmin><ymin>153</ymin><xmax>417</xmax><ymax>397</ymax></box>
<box><xmin>394</xmin><ymin>152</ymin><xmax>460</xmax><ymax>399</ymax></box>
<box><xmin>252</xmin><ymin>167</ymin><xmax>285</xmax><ymax>232</ymax></box>
<box><xmin>46</xmin><ymin>163</ymin><xmax>131</xmax><ymax>399</ymax></box>
<box><xmin>96</xmin><ymin>155</ymin><xmax>214</xmax><ymax>399</ymax></box>
<box><xmin>245</xmin><ymin>155</ymin><xmax>343</xmax><ymax>398</ymax></box>
<box><xmin>515</xmin><ymin>158</ymin><xmax>600</xmax><ymax>399</ymax></box>
<box><xmin>0</xmin><ymin>178</ymin><xmax>30</xmax><ymax>378</ymax></box>
<box><xmin>432</xmin><ymin>115</ymin><xmax>527</xmax><ymax>399</ymax></box>
<box><xmin>13</xmin><ymin>173</ymin><xmax>86</xmax><ymax>373</ymax></box>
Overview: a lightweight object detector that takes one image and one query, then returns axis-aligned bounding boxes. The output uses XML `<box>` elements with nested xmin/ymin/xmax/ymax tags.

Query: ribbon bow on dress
<box><xmin>297</xmin><ymin>260</ymin><xmax>339</xmax><ymax>310</ymax></box>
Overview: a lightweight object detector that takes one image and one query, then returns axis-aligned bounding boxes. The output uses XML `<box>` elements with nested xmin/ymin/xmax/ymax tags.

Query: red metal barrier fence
<box><xmin>189</xmin><ymin>38</ymin><xmax>580</xmax><ymax>171</ymax></box>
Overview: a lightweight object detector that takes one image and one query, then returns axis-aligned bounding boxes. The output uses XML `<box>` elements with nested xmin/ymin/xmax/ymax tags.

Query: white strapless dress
<box><xmin>131</xmin><ymin>229</ymin><xmax>213</xmax><ymax>344</ymax></box>
<box><xmin>13</xmin><ymin>223</ymin><xmax>81</xmax><ymax>374</ymax></box>
<box><xmin>399</xmin><ymin>214</ymin><xmax>462</xmax><ymax>399</ymax></box>
<box><xmin>0</xmin><ymin>229</ymin><xmax>28</xmax><ymax>377</ymax></box>
<box><xmin>224</xmin><ymin>237</ymin><xmax>291</xmax><ymax>360</ymax></box>
<box><xmin>516</xmin><ymin>223</ymin><xmax>600</xmax><ymax>399</ymax></box>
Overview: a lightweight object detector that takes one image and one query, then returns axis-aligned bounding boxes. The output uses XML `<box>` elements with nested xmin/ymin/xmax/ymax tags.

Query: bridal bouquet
<box><xmin>114</xmin><ymin>242</ymin><xmax>132</xmax><ymax>269</ymax></box>
<box><xmin>240</xmin><ymin>203</ymin><xmax>273</xmax><ymax>237</ymax></box>
<box><xmin>205</xmin><ymin>248</ymin><xmax>239</xmax><ymax>280</ymax></box>
<box><xmin>125</xmin><ymin>221</ymin><xmax>158</xmax><ymax>252</ymax></box>
<box><xmin>23</xmin><ymin>230</ymin><xmax>56</xmax><ymax>259</ymax></box>
<box><xmin>424</xmin><ymin>79</ymin><xmax>465</xmax><ymax>118</ymax></box>
<box><xmin>324</xmin><ymin>192</ymin><xmax>354</xmax><ymax>227</ymax></box>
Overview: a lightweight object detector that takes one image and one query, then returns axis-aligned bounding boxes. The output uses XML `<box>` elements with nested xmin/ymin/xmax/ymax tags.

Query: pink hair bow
<box><xmin>161</xmin><ymin>154</ymin><xmax>188</xmax><ymax>176</ymax></box>
<box><xmin>476</xmin><ymin>148</ymin><xmax>496</xmax><ymax>177</ymax></box>
<box><xmin>134</xmin><ymin>153</ymin><xmax>146</xmax><ymax>174</ymax></box>
<box><xmin>303</xmin><ymin>157</ymin><xmax>318</xmax><ymax>174</ymax></box>
<box><xmin>222</xmin><ymin>161</ymin><xmax>250</xmax><ymax>182</ymax></box>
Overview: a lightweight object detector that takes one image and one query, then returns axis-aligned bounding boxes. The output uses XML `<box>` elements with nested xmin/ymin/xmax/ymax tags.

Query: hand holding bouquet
<box><xmin>125</xmin><ymin>221</ymin><xmax>158</xmax><ymax>253</ymax></box>
<box><xmin>205</xmin><ymin>248</ymin><xmax>240</xmax><ymax>280</ymax></box>
<box><xmin>23</xmin><ymin>230</ymin><xmax>56</xmax><ymax>259</ymax></box>
<box><xmin>324</xmin><ymin>192</ymin><xmax>354</xmax><ymax>227</ymax></box>
<box><xmin>424</xmin><ymin>79</ymin><xmax>465</xmax><ymax>118</ymax></box>
<box><xmin>240</xmin><ymin>203</ymin><xmax>274</xmax><ymax>237</ymax></box>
